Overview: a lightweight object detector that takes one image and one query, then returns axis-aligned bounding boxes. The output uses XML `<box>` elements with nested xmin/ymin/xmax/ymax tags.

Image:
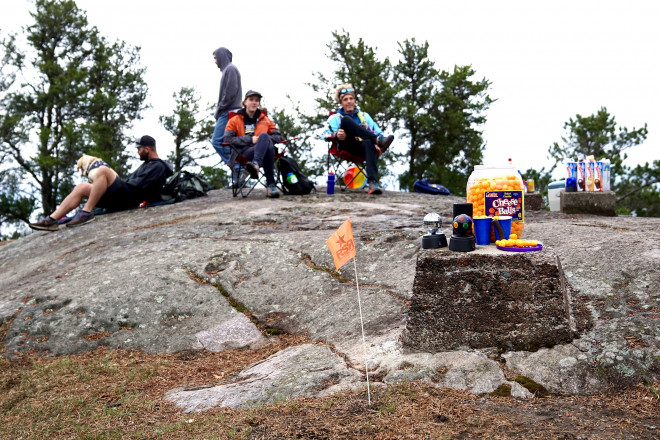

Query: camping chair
<box><xmin>221</xmin><ymin>111</ymin><xmax>290</xmax><ymax>198</ymax></box>
<box><xmin>325</xmin><ymin>138</ymin><xmax>367</xmax><ymax>192</ymax></box>
<box><xmin>325</xmin><ymin>110</ymin><xmax>369</xmax><ymax>191</ymax></box>
<box><xmin>226</xmin><ymin>142</ymin><xmax>288</xmax><ymax>198</ymax></box>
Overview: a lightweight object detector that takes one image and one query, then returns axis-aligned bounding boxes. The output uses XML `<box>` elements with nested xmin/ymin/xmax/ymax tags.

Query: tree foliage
<box><xmin>0</xmin><ymin>0</ymin><xmax>147</xmax><ymax>223</ymax></box>
<box><xmin>393</xmin><ymin>39</ymin><xmax>439</xmax><ymax>190</ymax></box>
<box><xmin>270</xmin><ymin>101</ymin><xmax>321</xmax><ymax>176</ymax></box>
<box><xmin>159</xmin><ymin>86</ymin><xmax>214</xmax><ymax>173</ymax></box>
<box><xmin>615</xmin><ymin>160</ymin><xmax>660</xmax><ymax>216</ymax></box>
<box><xmin>548</xmin><ymin>107</ymin><xmax>648</xmax><ymax>182</ymax></box>
<box><xmin>300</xmin><ymin>31</ymin><xmax>493</xmax><ymax>194</ymax></box>
<box><xmin>542</xmin><ymin>107</ymin><xmax>658</xmax><ymax>216</ymax></box>
<box><xmin>397</xmin><ymin>61</ymin><xmax>494</xmax><ymax>194</ymax></box>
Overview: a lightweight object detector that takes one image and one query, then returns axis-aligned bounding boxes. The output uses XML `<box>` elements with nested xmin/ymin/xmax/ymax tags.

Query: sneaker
<box><xmin>376</xmin><ymin>135</ymin><xmax>394</xmax><ymax>154</ymax></box>
<box><xmin>29</xmin><ymin>216</ymin><xmax>59</xmax><ymax>232</ymax></box>
<box><xmin>367</xmin><ymin>181</ymin><xmax>383</xmax><ymax>195</ymax></box>
<box><xmin>66</xmin><ymin>210</ymin><xmax>95</xmax><ymax>227</ymax></box>
<box><xmin>245</xmin><ymin>161</ymin><xmax>259</xmax><ymax>179</ymax></box>
<box><xmin>266</xmin><ymin>183</ymin><xmax>280</xmax><ymax>198</ymax></box>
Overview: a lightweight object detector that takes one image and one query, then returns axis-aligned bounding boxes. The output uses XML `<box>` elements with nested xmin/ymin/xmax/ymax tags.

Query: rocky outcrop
<box><xmin>561</xmin><ymin>191</ymin><xmax>616</xmax><ymax>216</ymax></box>
<box><xmin>1</xmin><ymin>188</ymin><xmax>658</xmax><ymax>409</ymax></box>
<box><xmin>403</xmin><ymin>249</ymin><xmax>592</xmax><ymax>351</ymax></box>
<box><xmin>165</xmin><ymin>344</ymin><xmax>361</xmax><ymax>411</ymax></box>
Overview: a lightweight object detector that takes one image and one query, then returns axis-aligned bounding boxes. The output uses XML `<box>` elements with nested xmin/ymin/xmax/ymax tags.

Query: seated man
<box><xmin>224</xmin><ymin>90</ymin><xmax>283</xmax><ymax>198</ymax></box>
<box><xmin>29</xmin><ymin>135</ymin><xmax>173</xmax><ymax>231</ymax></box>
<box><xmin>322</xmin><ymin>84</ymin><xmax>394</xmax><ymax>195</ymax></box>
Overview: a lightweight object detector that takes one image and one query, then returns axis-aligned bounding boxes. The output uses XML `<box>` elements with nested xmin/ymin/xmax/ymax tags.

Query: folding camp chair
<box><xmin>217</xmin><ymin>110</ymin><xmax>290</xmax><ymax>198</ymax></box>
<box><xmin>325</xmin><ymin>135</ymin><xmax>368</xmax><ymax>192</ymax></box>
<box><xmin>226</xmin><ymin>143</ymin><xmax>287</xmax><ymax>198</ymax></box>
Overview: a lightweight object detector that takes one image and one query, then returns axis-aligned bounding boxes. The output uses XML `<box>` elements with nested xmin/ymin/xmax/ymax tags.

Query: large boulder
<box><xmin>1</xmin><ymin>189</ymin><xmax>659</xmax><ymax>400</ymax></box>
<box><xmin>402</xmin><ymin>248</ymin><xmax>592</xmax><ymax>352</ymax></box>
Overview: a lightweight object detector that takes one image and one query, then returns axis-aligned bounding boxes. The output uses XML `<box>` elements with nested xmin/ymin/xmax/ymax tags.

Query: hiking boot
<box><xmin>245</xmin><ymin>161</ymin><xmax>259</xmax><ymax>179</ymax></box>
<box><xmin>266</xmin><ymin>183</ymin><xmax>280</xmax><ymax>198</ymax></box>
<box><xmin>29</xmin><ymin>216</ymin><xmax>59</xmax><ymax>232</ymax></box>
<box><xmin>376</xmin><ymin>135</ymin><xmax>394</xmax><ymax>154</ymax></box>
<box><xmin>367</xmin><ymin>181</ymin><xmax>383</xmax><ymax>195</ymax></box>
<box><xmin>66</xmin><ymin>210</ymin><xmax>95</xmax><ymax>227</ymax></box>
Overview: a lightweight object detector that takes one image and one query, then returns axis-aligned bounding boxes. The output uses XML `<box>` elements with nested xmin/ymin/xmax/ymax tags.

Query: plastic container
<box><xmin>548</xmin><ymin>180</ymin><xmax>565</xmax><ymax>211</ymax></box>
<box><xmin>286</xmin><ymin>172</ymin><xmax>298</xmax><ymax>185</ymax></box>
<box><xmin>327</xmin><ymin>170</ymin><xmax>335</xmax><ymax>194</ymax></box>
<box><xmin>466</xmin><ymin>164</ymin><xmax>525</xmax><ymax>241</ymax></box>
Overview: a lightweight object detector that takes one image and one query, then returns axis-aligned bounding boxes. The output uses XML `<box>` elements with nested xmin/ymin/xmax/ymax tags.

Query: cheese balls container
<box><xmin>466</xmin><ymin>165</ymin><xmax>525</xmax><ymax>241</ymax></box>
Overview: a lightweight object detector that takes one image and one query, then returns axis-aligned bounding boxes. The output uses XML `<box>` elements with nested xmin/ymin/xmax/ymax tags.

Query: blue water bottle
<box><xmin>327</xmin><ymin>170</ymin><xmax>335</xmax><ymax>194</ymax></box>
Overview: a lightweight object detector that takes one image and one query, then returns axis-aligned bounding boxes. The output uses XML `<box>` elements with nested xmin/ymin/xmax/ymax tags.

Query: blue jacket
<box><xmin>322</xmin><ymin>107</ymin><xmax>383</xmax><ymax>139</ymax></box>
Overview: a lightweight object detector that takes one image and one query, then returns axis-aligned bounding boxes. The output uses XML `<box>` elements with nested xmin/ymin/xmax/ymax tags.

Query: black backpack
<box><xmin>161</xmin><ymin>170</ymin><xmax>209</xmax><ymax>202</ymax></box>
<box><xmin>277</xmin><ymin>156</ymin><xmax>315</xmax><ymax>195</ymax></box>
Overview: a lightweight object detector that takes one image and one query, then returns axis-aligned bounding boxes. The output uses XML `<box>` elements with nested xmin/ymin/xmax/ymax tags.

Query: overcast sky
<box><xmin>2</xmin><ymin>0</ymin><xmax>658</xmax><ymax>184</ymax></box>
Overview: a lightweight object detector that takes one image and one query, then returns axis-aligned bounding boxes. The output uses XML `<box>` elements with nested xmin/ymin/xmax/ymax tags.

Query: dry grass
<box><xmin>1</xmin><ymin>320</ymin><xmax>658</xmax><ymax>439</ymax></box>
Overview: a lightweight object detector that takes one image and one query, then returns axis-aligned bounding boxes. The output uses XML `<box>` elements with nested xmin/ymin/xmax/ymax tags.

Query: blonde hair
<box><xmin>334</xmin><ymin>83</ymin><xmax>355</xmax><ymax>103</ymax></box>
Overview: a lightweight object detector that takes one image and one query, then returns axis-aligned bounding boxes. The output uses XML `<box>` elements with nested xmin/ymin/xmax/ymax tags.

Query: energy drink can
<box><xmin>602</xmin><ymin>159</ymin><xmax>611</xmax><ymax>190</ymax></box>
<box><xmin>577</xmin><ymin>161</ymin><xmax>586</xmax><ymax>192</ymax></box>
<box><xmin>595</xmin><ymin>161</ymin><xmax>604</xmax><ymax>191</ymax></box>
<box><xmin>586</xmin><ymin>161</ymin><xmax>595</xmax><ymax>191</ymax></box>
<box><xmin>565</xmin><ymin>161</ymin><xmax>577</xmax><ymax>192</ymax></box>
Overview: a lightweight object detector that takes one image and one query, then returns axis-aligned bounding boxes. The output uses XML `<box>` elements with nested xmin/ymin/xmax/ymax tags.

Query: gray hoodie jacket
<box><xmin>213</xmin><ymin>47</ymin><xmax>242</xmax><ymax>120</ymax></box>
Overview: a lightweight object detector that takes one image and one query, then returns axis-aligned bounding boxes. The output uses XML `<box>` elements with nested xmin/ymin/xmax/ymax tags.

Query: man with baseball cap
<box><xmin>29</xmin><ymin>135</ymin><xmax>173</xmax><ymax>231</ymax></box>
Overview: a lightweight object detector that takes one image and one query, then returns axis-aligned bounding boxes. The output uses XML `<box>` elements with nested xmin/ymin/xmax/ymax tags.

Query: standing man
<box><xmin>29</xmin><ymin>135</ymin><xmax>173</xmax><ymax>231</ymax></box>
<box><xmin>211</xmin><ymin>47</ymin><xmax>242</xmax><ymax>164</ymax></box>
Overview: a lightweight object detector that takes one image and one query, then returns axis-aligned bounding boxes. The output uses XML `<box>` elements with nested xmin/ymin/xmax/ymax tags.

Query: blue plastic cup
<box><xmin>473</xmin><ymin>217</ymin><xmax>492</xmax><ymax>245</ymax></box>
<box><xmin>493</xmin><ymin>216</ymin><xmax>512</xmax><ymax>240</ymax></box>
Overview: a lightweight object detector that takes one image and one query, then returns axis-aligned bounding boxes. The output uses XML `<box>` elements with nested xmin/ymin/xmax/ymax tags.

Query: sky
<box><xmin>1</xmin><ymin>0</ymin><xmax>659</xmax><ymax>185</ymax></box>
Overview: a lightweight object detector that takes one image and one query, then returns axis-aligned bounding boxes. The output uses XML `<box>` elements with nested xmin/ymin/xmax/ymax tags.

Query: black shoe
<box><xmin>245</xmin><ymin>162</ymin><xmax>259</xmax><ymax>179</ymax></box>
<box><xmin>29</xmin><ymin>216</ymin><xmax>59</xmax><ymax>232</ymax></box>
<box><xmin>376</xmin><ymin>135</ymin><xmax>394</xmax><ymax>153</ymax></box>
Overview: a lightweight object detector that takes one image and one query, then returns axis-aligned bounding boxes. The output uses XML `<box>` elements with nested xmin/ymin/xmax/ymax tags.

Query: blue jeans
<box><xmin>239</xmin><ymin>133</ymin><xmax>276</xmax><ymax>185</ymax></box>
<box><xmin>212</xmin><ymin>112</ymin><xmax>231</xmax><ymax>164</ymax></box>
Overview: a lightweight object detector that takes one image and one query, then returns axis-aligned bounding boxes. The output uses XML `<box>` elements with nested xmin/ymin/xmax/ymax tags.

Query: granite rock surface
<box><xmin>1</xmin><ymin>188</ymin><xmax>658</xmax><ymax>409</ymax></box>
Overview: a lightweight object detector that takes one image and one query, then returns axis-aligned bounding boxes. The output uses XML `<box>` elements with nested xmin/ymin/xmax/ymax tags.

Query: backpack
<box><xmin>277</xmin><ymin>156</ymin><xmax>315</xmax><ymax>195</ymax></box>
<box><xmin>161</xmin><ymin>170</ymin><xmax>209</xmax><ymax>202</ymax></box>
<box><xmin>413</xmin><ymin>179</ymin><xmax>451</xmax><ymax>195</ymax></box>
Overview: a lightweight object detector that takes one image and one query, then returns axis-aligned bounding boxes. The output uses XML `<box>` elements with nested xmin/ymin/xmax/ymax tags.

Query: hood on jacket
<box><xmin>213</xmin><ymin>47</ymin><xmax>232</xmax><ymax>71</ymax></box>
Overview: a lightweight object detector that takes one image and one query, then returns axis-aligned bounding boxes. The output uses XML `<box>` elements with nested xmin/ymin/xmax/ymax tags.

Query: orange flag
<box><xmin>327</xmin><ymin>218</ymin><xmax>356</xmax><ymax>270</ymax></box>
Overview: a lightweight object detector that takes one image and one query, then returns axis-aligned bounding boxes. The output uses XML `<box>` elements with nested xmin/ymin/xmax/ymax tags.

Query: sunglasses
<box><xmin>340</xmin><ymin>88</ymin><xmax>354</xmax><ymax>94</ymax></box>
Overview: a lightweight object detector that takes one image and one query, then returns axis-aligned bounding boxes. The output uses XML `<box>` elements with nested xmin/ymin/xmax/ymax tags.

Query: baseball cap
<box><xmin>244</xmin><ymin>90</ymin><xmax>262</xmax><ymax>100</ymax></box>
<box><xmin>136</xmin><ymin>135</ymin><xmax>156</xmax><ymax>147</ymax></box>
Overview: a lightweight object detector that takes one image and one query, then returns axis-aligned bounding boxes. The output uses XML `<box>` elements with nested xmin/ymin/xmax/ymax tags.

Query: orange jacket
<box><xmin>224</xmin><ymin>109</ymin><xmax>281</xmax><ymax>148</ymax></box>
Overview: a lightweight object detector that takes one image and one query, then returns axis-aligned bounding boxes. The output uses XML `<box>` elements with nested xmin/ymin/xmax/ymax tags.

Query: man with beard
<box><xmin>29</xmin><ymin>135</ymin><xmax>173</xmax><ymax>231</ymax></box>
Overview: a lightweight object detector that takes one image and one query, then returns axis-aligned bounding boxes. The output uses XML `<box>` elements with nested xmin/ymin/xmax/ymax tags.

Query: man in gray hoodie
<box><xmin>211</xmin><ymin>47</ymin><xmax>242</xmax><ymax>164</ymax></box>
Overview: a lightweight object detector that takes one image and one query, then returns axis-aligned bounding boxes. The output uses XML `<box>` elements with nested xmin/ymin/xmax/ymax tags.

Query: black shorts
<box><xmin>97</xmin><ymin>177</ymin><xmax>139</xmax><ymax>212</ymax></box>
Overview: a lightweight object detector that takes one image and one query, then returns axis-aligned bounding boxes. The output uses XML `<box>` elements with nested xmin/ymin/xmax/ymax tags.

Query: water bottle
<box><xmin>327</xmin><ymin>170</ymin><xmax>335</xmax><ymax>194</ymax></box>
<box><xmin>286</xmin><ymin>172</ymin><xmax>298</xmax><ymax>185</ymax></box>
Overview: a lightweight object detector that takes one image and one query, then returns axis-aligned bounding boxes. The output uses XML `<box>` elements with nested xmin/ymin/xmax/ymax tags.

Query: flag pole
<box><xmin>353</xmin><ymin>256</ymin><xmax>371</xmax><ymax>406</ymax></box>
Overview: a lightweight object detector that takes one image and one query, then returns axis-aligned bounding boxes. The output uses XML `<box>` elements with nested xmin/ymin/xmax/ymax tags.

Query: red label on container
<box><xmin>485</xmin><ymin>191</ymin><xmax>524</xmax><ymax>220</ymax></box>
